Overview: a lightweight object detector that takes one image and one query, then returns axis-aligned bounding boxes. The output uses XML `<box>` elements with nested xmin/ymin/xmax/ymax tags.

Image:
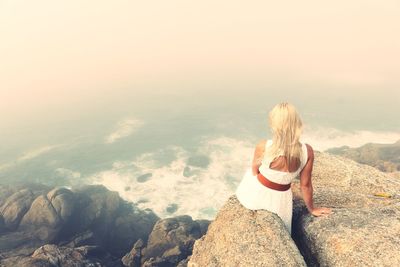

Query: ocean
<box><xmin>1</xmin><ymin>84</ymin><xmax>399</xmax><ymax>220</ymax></box>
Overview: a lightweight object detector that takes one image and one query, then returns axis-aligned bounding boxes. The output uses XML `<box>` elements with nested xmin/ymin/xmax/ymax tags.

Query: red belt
<box><xmin>257</xmin><ymin>172</ymin><xmax>291</xmax><ymax>191</ymax></box>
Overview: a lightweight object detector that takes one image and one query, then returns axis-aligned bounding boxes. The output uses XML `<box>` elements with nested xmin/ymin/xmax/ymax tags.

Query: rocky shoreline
<box><xmin>1</xmin><ymin>151</ymin><xmax>400</xmax><ymax>266</ymax></box>
<box><xmin>326</xmin><ymin>139</ymin><xmax>400</xmax><ymax>173</ymax></box>
<box><xmin>0</xmin><ymin>183</ymin><xmax>210</xmax><ymax>266</ymax></box>
<box><xmin>189</xmin><ymin>151</ymin><xmax>400</xmax><ymax>266</ymax></box>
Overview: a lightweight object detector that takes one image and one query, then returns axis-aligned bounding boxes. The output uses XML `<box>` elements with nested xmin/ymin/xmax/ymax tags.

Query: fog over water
<box><xmin>1</xmin><ymin>0</ymin><xmax>399</xmax><ymax>219</ymax></box>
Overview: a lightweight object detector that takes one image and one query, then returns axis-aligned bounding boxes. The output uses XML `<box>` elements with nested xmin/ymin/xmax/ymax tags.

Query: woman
<box><xmin>235</xmin><ymin>102</ymin><xmax>332</xmax><ymax>235</ymax></box>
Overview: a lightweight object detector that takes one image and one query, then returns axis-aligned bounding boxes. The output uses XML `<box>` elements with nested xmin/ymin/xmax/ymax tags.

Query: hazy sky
<box><xmin>1</xmin><ymin>0</ymin><xmax>399</xmax><ymax>127</ymax></box>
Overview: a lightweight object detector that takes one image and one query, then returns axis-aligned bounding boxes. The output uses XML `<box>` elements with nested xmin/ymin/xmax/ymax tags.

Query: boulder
<box><xmin>64</xmin><ymin>184</ymin><xmax>159</xmax><ymax>256</ymax></box>
<box><xmin>125</xmin><ymin>215</ymin><xmax>210</xmax><ymax>267</ymax></box>
<box><xmin>0</xmin><ymin>183</ymin><xmax>160</xmax><ymax>264</ymax></box>
<box><xmin>121</xmin><ymin>239</ymin><xmax>144</xmax><ymax>267</ymax></box>
<box><xmin>47</xmin><ymin>187</ymin><xmax>76</xmax><ymax>222</ymax></box>
<box><xmin>0</xmin><ymin>244</ymin><xmax>104</xmax><ymax>267</ymax></box>
<box><xmin>31</xmin><ymin>244</ymin><xmax>103</xmax><ymax>266</ymax></box>
<box><xmin>0</xmin><ymin>189</ymin><xmax>36</xmax><ymax>230</ymax></box>
<box><xmin>19</xmin><ymin>187</ymin><xmax>75</xmax><ymax>242</ymax></box>
<box><xmin>291</xmin><ymin>151</ymin><xmax>400</xmax><ymax>266</ymax></box>
<box><xmin>106</xmin><ymin>202</ymin><xmax>159</xmax><ymax>257</ymax></box>
<box><xmin>0</xmin><ymin>213</ymin><xmax>5</xmax><ymax>233</ymax></box>
<box><xmin>188</xmin><ymin>195</ymin><xmax>307</xmax><ymax>267</ymax></box>
<box><xmin>0</xmin><ymin>230</ymin><xmax>46</xmax><ymax>259</ymax></box>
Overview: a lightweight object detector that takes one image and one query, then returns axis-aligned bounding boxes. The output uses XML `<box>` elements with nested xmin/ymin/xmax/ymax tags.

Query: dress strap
<box><xmin>262</xmin><ymin>139</ymin><xmax>273</xmax><ymax>163</ymax></box>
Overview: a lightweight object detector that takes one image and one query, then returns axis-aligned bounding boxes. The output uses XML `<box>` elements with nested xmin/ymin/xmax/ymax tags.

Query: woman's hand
<box><xmin>310</xmin><ymin>207</ymin><xmax>333</xmax><ymax>217</ymax></box>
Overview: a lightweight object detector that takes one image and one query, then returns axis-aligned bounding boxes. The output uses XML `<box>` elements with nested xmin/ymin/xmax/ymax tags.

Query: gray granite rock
<box><xmin>121</xmin><ymin>239</ymin><xmax>144</xmax><ymax>267</ymax></box>
<box><xmin>0</xmin><ymin>183</ymin><xmax>159</xmax><ymax>265</ymax></box>
<box><xmin>120</xmin><ymin>215</ymin><xmax>210</xmax><ymax>267</ymax></box>
<box><xmin>0</xmin><ymin>244</ymin><xmax>104</xmax><ymax>267</ymax></box>
<box><xmin>291</xmin><ymin>151</ymin><xmax>400</xmax><ymax>266</ymax></box>
<box><xmin>0</xmin><ymin>189</ymin><xmax>36</xmax><ymax>230</ymax></box>
<box><xmin>188</xmin><ymin>195</ymin><xmax>307</xmax><ymax>267</ymax></box>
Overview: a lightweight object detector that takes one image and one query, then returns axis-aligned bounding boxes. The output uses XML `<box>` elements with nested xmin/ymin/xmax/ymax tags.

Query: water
<box><xmin>1</xmin><ymin>83</ymin><xmax>399</xmax><ymax>220</ymax></box>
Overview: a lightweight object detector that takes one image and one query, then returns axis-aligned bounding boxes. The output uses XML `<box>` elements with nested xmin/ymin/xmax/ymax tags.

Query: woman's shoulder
<box><xmin>305</xmin><ymin>143</ymin><xmax>314</xmax><ymax>159</ymax></box>
<box><xmin>300</xmin><ymin>142</ymin><xmax>314</xmax><ymax>164</ymax></box>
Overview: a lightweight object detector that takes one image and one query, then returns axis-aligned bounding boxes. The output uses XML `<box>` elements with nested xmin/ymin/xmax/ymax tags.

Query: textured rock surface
<box><xmin>188</xmin><ymin>195</ymin><xmax>307</xmax><ymax>267</ymax></box>
<box><xmin>1</xmin><ymin>244</ymin><xmax>104</xmax><ymax>267</ymax></box>
<box><xmin>122</xmin><ymin>215</ymin><xmax>211</xmax><ymax>267</ymax></box>
<box><xmin>189</xmin><ymin>151</ymin><xmax>400</xmax><ymax>267</ymax></box>
<box><xmin>122</xmin><ymin>238</ymin><xmax>144</xmax><ymax>267</ymax></box>
<box><xmin>0</xmin><ymin>189</ymin><xmax>36</xmax><ymax>231</ymax></box>
<box><xmin>1</xmin><ymin>151</ymin><xmax>399</xmax><ymax>266</ymax></box>
<box><xmin>291</xmin><ymin>151</ymin><xmax>400</xmax><ymax>266</ymax></box>
<box><xmin>326</xmin><ymin>139</ymin><xmax>400</xmax><ymax>172</ymax></box>
<box><xmin>0</xmin><ymin>183</ymin><xmax>160</xmax><ymax>266</ymax></box>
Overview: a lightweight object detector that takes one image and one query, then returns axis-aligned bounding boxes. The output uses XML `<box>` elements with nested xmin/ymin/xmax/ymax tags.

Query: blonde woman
<box><xmin>235</xmin><ymin>102</ymin><xmax>332</xmax><ymax>235</ymax></box>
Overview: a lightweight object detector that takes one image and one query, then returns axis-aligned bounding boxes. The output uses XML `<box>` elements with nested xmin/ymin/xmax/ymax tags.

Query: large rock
<box><xmin>19</xmin><ymin>188</ymin><xmax>76</xmax><ymax>241</ymax></box>
<box><xmin>123</xmin><ymin>215</ymin><xmax>210</xmax><ymax>267</ymax></box>
<box><xmin>63</xmin><ymin>185</ymin><xmax>159</xmax><ymax>256</ymax></box>
<box><xmin>0</xmin><ymin>183</ymin><xmax>50</xmax><ymax>207</ymax></box>
<box><xmin>0</xmin><ymin>230</ymin><xmax>46</xmax><ymax>259</ymax></box>
<box><xmin>291</xmin><ymin>151</ymin><xmax>400</xmax><ymax>266</ymax></box>
<box><xmin>0</xmin><ymin>183</ymin><xmax>160</xmax><ymax>265</ymax></box>
<box><xmin>0</xmin><ymin>189</ymin><xmax>36</xmax><ymax>230</ymax></box>
<box><xmin>0</xmin><ymin>183</ymin><xmax>50</xmax><ymax>231</ymax></box>
<box><xmin>326</xmin><ymin>139</ymin><xmax>400</xmax><ymax>172</ymax></box>
<box><xmin>188</xmin><ymin>195</ymin><xmax>307</xmax><ymax>267</ymax></box>
<box><xmin>47</xmin><ymin>187</ymin><xmax>76</xmax><ymax>222</ymax></box>
<box><xmin>0</xmin><ymin>244</ymin><xmax>104</xmax><ymax>267</ymax></box>
<box><xmin>0</xmin><ymin>213</ymin><xmax>5</xmax><ymax>233</ymax></box>
<box><xmin>30</xmin><ymin>244</ymin><xmax>103</xmax><ymax>267</ymax></box>
<box><xmin>121</xmin><ymin>239</ymin><xmax>144</xmax><ymax>267</ymax></box>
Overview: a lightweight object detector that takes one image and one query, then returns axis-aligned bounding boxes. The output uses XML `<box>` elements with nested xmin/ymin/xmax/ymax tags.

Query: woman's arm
<box><xmin>299</xmin><ymin>144</ymin><xmax>315</xmax><ymax>212</ymax></box>
<box><xmin>299</xmin><ymin>144</ymin><xmax>333</xmax><ymax>217</ymax></box>
<box><xmin>251</xmin><ymin>140</ymin><xmax>266</xmax><ymax>176</ymax></box>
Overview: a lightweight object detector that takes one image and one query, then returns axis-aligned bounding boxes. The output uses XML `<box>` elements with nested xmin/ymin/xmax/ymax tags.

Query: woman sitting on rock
<box><xmin>235</xmin><ymin>102</ymin><xmax>333</xmax><ymax>235</ymax></box>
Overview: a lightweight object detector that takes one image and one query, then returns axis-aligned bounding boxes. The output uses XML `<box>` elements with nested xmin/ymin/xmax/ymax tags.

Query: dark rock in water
<box><xmin>183</xmin><ymin>166</ymin><xmax>192</xmax><ymax>177</ymax></box>
<box><xmin>136</xmin><ymin>198</ymin><xmax>149</xmax><ymax>204</ymax></box>
<box><xmin>177</xmin><ymin>257</ymin><xmax>190</xmax><ymax>267</ymax></box>
<box><xmin>62</xmin><ymin>184</ymin><xmax>159</xmax><ymax>257</ymax></box>
<box><xmin>194</xmin><ymin>219</ymin><xmax>210</xmax><ymax>237</ymax></box>
<box><xmin>106</xmin><ymin>202</ymin><xmax>159</xmax><ymax>257</ymax></box>
<box><xmin>137</xmin><ymin>173</ymin><xmax>152</xmax><ymax>183</ymax></box>
<box><xmin>187</xmin><ymin>155</ymin><xmax>210</xmax><ymax>168</ymax></box>
<box><xmin>124</xmin><ymin>186</ymin><xmax>131</xmax><ymax>191</ymax></box>
<box><xmin>121</xmin><ymin>238</ymin><xmax>144</xmax><ymax>267</ymax></box>
<box><xmin>124</xmin><ymin>215</ymin><xmax>211</xmax><ymax>267</ymax></box>
<box><xmin>165</xmin><ymin>203</ymin><xmax>178</xmax><ymax>214</ymax></box>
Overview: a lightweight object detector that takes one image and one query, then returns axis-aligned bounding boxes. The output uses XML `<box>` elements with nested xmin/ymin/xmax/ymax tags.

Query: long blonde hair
<box><xmin>264</xmin><ymin>102</ymin><xmax>303</xmax><ymax>167</ymax></box>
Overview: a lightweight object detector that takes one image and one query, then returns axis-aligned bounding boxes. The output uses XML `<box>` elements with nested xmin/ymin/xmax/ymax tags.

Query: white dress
<box><xmin>235</xmin><ymin>139</ymin><xmax>308</xmax><ymax>235</ymax></box>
